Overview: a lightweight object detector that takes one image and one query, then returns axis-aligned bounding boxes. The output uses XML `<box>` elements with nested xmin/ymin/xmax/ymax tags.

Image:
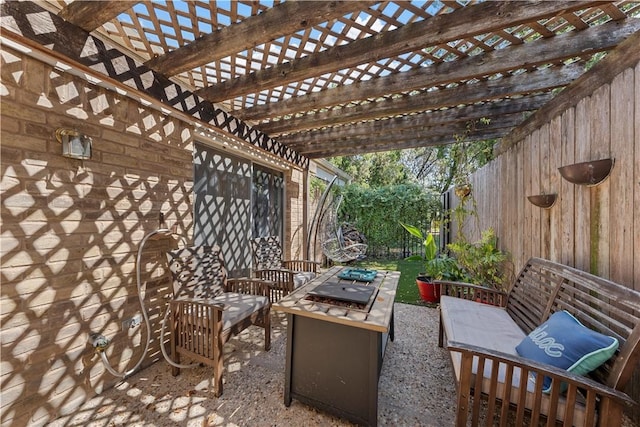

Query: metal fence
<box><xmin>365</xmin><ymin>220</ymin><xmax>441</xmax><ymax>260</ymax></box>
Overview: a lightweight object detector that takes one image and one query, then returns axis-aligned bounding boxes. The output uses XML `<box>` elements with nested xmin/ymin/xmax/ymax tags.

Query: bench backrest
<box><xmin>166</xmin><ymin>245</ymin><xmax>227</xmax><ymax>300</ymax></box>
<box><xmin>506</xmin><ymin>257</ymin><xmax>640</xmax><ymax>391</ymax></box>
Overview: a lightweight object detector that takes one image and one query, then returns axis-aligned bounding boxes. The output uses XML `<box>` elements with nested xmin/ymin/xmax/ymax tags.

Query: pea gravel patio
<box><xmin>45</xmin><ymin>303</ymin><xmax>636</xmax><ymax>427</ymax></box>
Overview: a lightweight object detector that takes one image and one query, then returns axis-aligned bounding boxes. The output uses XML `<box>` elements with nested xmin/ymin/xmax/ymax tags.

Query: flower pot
<box><xmin>454</xmin><ymin>184</ymin><xmax>471</xmax><ymax>199</ymax></box>
<box><xmin>416</xmin><ymin>276</ymin><xmax>440</xmax><ymax>303</ymax></box>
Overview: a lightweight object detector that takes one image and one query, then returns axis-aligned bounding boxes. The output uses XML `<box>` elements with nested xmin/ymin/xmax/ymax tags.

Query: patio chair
<box><xmin>165</xmin><ymin>245</ymin><xmax>271</xmax><ymax>397</ymax></box>
<box><xmin>251</xmin><ymin>236</ymin><xmax>319</xmax><ymax>300</ymax></box>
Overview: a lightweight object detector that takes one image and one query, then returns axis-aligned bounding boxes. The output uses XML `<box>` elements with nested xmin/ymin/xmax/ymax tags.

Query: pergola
<box><xmin>1</xmin><ymin>2</ymin><xmax>640</xmax><ymax>426</ymax></box>
<box><xmin>3</xmin><ymin>1</ymin><xmax>639</xmax><ymax>161</ymax></box>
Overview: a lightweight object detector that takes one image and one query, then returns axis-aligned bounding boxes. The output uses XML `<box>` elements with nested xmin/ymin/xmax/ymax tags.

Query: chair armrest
<box><xmin>171</xmin><ymin>297</ymin><xmax>225</xmax><ymax>309</ymax></box>
<box><xmin>227</xmin><ymin>277</ymin><xmax>273</xmax><ymax>297</ymax></box>
<box><xmin>255</xmin><ymin>268</ymin><xmax>296</xmax><ymax>294</ymax></box>
<box><xmin>446</xmin><ymin>340</ymin><xmax>634</xmax><ymax>426</ymax></box>
<box><xmin>283</xmin><ymin>260</ymin><xmax>321</xmax><ymax>273</ymax></box>
<box><xmin>435</xmin><ymin>280</ymin><xmax>507</xmax><ymax>307</ymax></box>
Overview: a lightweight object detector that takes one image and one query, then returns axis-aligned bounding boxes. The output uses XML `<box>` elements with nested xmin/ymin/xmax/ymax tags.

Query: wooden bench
<box><xmin>166</xmin><ymin>245</ymin><xmax>271</xmax><ymax>397</ymax></box>
<box><xmin>437</xmin><ymin>257</ymin><xmax>640</xmax><ymax>427</ymax></box>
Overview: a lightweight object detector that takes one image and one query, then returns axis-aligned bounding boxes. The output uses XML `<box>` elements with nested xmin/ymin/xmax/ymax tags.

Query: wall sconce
<box><xmin>558</xmin><ymin>158</ymin><xmax>613</xmax><ymax>187</ymax></box>
<box><xmin>55</xmin><ymin>128</ymin><xmax>92</xmax><ymax>160</ymax></box>
<box><xmin>527</xmin><ymin>194</ymin><xmax>557</xmax><ymax>209</ymax></box>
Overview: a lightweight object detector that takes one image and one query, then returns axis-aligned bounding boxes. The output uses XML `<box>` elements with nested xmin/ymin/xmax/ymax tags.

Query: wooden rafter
<box><xmin>145</xmin><ymin>0</ymin><xmax>376</xmax><ymax>76</ymax></box>
<box><xmin>303</xmin><ymin>129</ymin><xmax>509</xmax><ymax>159</ymax></box>
<box><xmin>286</xmin><ymin>114</ymin><xmax>523</xmax><ymax>153</ymax></box>
<box><xmin>277</xmin><ymin>96</ymin><xmax>552</xmax><ymax>145</ymax></box>
<box><xmin>262</xmin><ymin>93</ymin><xmax>553</xmax><ymax>137</ymax></box>
<box><xmin>251</xmin><ymin>62</ymin><xmax>585</xmax><ymax>133</ymax></box>
<box><xmin>58</xmin><ymin>1</ymin><xmax>134</xmax><ymax>32</ymax></box>
<box><xmin>197</xmin><ymin>0</ymin><xmax>600</xmax><ymax>103</ymax></box>
<box><xmin>238</xmin><ymin>18</ymin><xmax>640</xmax><ymax>122</ymax></box>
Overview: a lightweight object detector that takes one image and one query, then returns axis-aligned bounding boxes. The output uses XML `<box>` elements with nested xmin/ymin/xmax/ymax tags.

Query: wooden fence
<box><xmin>458</xmin><ymin>61</ymin><xmax>639</xmax><ymax>421</ymax></box>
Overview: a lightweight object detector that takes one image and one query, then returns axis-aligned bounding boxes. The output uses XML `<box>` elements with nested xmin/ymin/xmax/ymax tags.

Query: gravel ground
<box><xmin>48</xmin><ymin>303</ymin><xmax>458</xmax><ymax>426</ymax></box>
<box><xmin>47</xmin><ymin>303</ymin><xmax>636</xmax><ymax>427</ymax></box>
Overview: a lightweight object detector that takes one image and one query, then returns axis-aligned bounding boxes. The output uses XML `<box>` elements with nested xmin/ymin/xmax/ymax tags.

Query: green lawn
<box><xmin>351</xmin><ymin>258</ymin><xmax>432</xmax><ymax>306</ymax></box>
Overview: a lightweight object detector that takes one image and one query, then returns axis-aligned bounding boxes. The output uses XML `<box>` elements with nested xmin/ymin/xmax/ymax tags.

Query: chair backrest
<box><xmin>251</xmin><ymin>236</ymin><xmax>284</xmax><ymax>270</ymax></box>
<box><xmin>166</xmin><ymin>245</ymin><xmax>227</xmax><ymax>300</ymax></box>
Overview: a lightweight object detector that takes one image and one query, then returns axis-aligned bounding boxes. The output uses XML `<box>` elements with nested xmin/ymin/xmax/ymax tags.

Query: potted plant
<box><xmin>447</xmin><ymin>228</ymin><xmax>511</xmax><ymax>292</ymax></box>
<box><xmin>400</xmin><ymin>222</ymin><xmax>465</xmax><ymax>302</ymax></box>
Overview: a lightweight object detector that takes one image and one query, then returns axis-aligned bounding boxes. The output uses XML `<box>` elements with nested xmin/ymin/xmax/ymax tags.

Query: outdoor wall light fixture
<box><xmin>527</xmin><ymin>193</ymin><xmax>557</xmax><ymax>209</ymax></box>
<box><xmin>55</xmin><ymin>128</ymin><xmax>92</xmax><ymax>160</ymax></box>
<box><xmin>558</xmin><ymin>158</ymin><xmax>613</xmax><ymax>187</ymax></box>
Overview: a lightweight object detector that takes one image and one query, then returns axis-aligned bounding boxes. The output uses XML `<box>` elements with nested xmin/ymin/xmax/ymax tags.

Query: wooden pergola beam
<box><xmin>499</xmin><ymin>27</ymin><xmax>640</xmax><ymax>152</ymax></box>
<box><xmin>257</xmin><ymin>62</ymin><xmax>584</xmax><ymax>136</ymax></box>
<box><xmin>58</xmin><ymin>1</ymin><xmax>134</xmax><ymax>32</ymax></box>
<box><xmin>197</xmin><ymin>0</ymin><xmax>600</xmax><ymax>102</ymax></box>
<box><xmin>268</xmin><ymin>93</ymin><xmax>552</xmax><ymax>138</ymax></box>
<box><xmin>145</xmin><ymin>0</ymin><xmax>376</xmax><ymax>76</ymax></box>
<box><xmin>238</xmin><ymin>18</ymin><xmax>640</xmax><ymax>122</ymax></box>
<box><xmin>286</xmin><ymin>114</ymin><xmax>522</xmax><ymax>154</ymax></box>
<box><xmin>302</xmin><ymin>129</ymin><xmax>509</xmax><ymax>158</ymax></box>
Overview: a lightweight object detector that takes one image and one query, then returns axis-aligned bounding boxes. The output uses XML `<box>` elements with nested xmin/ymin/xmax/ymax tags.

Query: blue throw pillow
<box><xmin>515</xmin><ymin>310</ymin><xmax>619</xmax><ymax>393</ymax></box>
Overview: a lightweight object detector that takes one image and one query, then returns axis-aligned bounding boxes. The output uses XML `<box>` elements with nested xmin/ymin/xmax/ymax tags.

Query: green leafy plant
<box><xmin>338</xmin><ymin>184</ymin><xmax>441</xmax><ymax>255</ymax></box>
<box><xmin>448</xmin><ymin>228</ymin><xmax>511</xmax><ymax>290</ymax></box>
<box><xmin>400</xmin><ymin>222</ymin><xmax>467</xmax><ymax>281</ymax></box>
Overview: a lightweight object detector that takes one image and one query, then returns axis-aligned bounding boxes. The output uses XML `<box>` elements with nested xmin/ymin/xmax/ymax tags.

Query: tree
<box><xmin>330</xmin><ymin>151</ymin><xmax>409</xmax><ymax>187</ymax></box>
<box><xmin>402</xmin><ymin>120</ymin><xmax>496</xmax><ymax>193</ymax></box>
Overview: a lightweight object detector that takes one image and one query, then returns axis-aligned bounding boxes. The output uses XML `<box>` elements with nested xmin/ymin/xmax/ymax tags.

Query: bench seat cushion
<box><xmin>440</xmin><ymin>296</ymin><xmax>591</xmax><ymax>426</ymax></box>
<box><xmin>440</xmin><ymin>296</ymin><xmax>525</xmax><ymax>354</ymax></box>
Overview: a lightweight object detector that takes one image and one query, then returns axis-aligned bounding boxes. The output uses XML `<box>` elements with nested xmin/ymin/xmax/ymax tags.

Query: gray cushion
<box><xmin>212</xmin><ymin>292</ymin><xmax>269</xmax><ymax>332</ymax></box>
<box><xmin>294</xmin><ymin>271</ymin><xmax>316</xmax><ymax>288</ymax></box>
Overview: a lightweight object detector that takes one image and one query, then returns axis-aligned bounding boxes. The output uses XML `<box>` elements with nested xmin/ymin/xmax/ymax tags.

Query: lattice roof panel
<box><xmin>19</xmin><ymin>0</ymin><xmax>640</xmax><ymax>158</ymax></box>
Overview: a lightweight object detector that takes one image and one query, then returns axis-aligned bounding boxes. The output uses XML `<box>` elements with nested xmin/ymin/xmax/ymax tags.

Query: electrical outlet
<box><xmin>122</xmin><ymin>314</ymin><xmax>142</xmax><ymax>331</ymax></box>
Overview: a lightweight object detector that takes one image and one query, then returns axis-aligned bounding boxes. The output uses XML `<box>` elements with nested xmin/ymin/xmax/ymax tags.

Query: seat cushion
<box><xmin>440</xmin><ymin>296</ymin><xmax>526</xmax><ymax>354</ymax></box>
<box><xmin>294</xmin><ymin>271</ymin><xmax>316</xmax><ymax>288</ymax></box>
<box><xmin>212</xmin><ymin>292</ymin><xmax>269</xmax><ymax>332</ymax></box>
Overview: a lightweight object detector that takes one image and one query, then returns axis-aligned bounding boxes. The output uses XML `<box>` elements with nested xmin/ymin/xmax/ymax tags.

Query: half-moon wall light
<box><xmin>558</xmin><ymin>158</ymin><xmax>613</xmax><ymax>187</ymax></box>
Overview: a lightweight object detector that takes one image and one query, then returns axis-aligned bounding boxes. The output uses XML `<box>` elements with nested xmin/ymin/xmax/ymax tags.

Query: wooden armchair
<box><xmin>166</xmin><ymin>245</ymin><xmax>271</xmax><ymax>397</ymax></box>
<box><xmin>251</xmin><ymin>236</ymin><xmax>320</xmax><ymax>300</ymax></box>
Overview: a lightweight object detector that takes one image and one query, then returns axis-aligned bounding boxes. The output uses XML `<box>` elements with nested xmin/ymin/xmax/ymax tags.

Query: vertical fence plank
<box><xmin>516</xmin><ymin>140</ymin><xmax>526</xmax><ymax>269</ymax></box>
<box><xmin>632</xmin><ymin>60</ymin><xmax>640</xmax><ymax>425</ymax></box>
<box><xmin>633</xmin><ymin>61</ymin><xmax>640</xmax><ymax>293</ymax></box>
<box><xmin>561</xmin><ymin>107</ymin><xmax>576</xmax><ymax>267</ymax></box>
<box><xmin>549</xmin><ymin>115</ymin><xmax>563</xmax><ymax>261</ymax></box>
<box><xmin>590</xmin><ymin>84</ymin><xmax>611</xmax><ymax>278</ymax></box>
<box><xmin>610</xmin><ymin>69</ymin><xmax>635</xmax><ymax>286</ymax></box>
<box><xmin>539</xmin><ymin>123</ymin><xmax>551</xmax><ymax>259</ymax></box>
<box><xmin>574</xmin><ymin>98</ymin><xmax>591</xmax><ymax>272</ymax></box>
<box><xmin>532</xmin><ymin>129</ymin><xmax>542</xmax><ymax>258</ymax></box>
<box><xmin>524</xmin><ymin>133</ymin><xmax>534</xmax><ymax>261</ymax></box>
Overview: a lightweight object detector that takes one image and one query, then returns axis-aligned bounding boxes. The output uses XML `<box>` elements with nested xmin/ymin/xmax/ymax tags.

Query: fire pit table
<box><xmin>272</xmin><ymin>266</ymin><xmax>399</xmax><ymax>427</ymax></box>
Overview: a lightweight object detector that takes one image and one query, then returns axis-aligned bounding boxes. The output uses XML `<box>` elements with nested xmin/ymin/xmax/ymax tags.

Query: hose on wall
<box><xmin>93</xmin><ymin>228</ymin><xmax>197</xmax><ymax>378</ymax></box>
